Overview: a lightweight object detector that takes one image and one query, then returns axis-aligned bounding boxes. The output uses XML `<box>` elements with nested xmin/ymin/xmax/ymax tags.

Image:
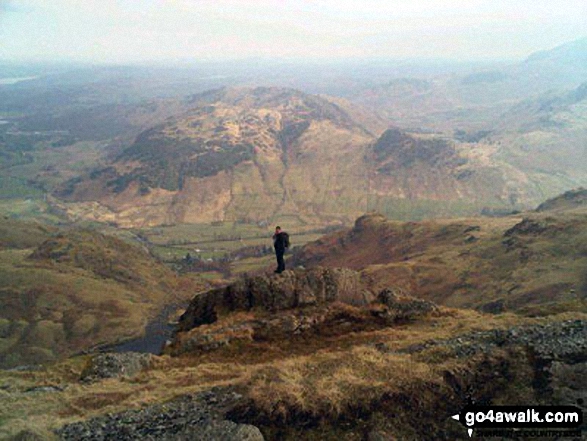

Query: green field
<box><xmin>0</xmin><ymin>195</ymin><xmax>332</xmax><ymax>280</ymax></box>
<box><xmin>133</xmin><ymin>221</ymin><xmax>328</xmax><ymax>277</ymax></box>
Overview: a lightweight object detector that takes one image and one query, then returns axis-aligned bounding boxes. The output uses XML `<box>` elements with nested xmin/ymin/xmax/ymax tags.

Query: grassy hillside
<box><xmin>58</xmin><ymin>87</ymin><xmax>376</xmax><ymax>227</ymax></box>
<box><xmin>0</xmin><ymin>218</ymin><xmax>206</xmax><ymax>368</ymax></box>
<box><xmin>56</xmin><ymin>87</ymin><xmax>549</xmax><ymax>228</ymax></box>
<box><xmin>0</xmin><ymin>292</ymin><xmax>582</xmax><ymax>439</ymax></box>
<box><xmin>536</xmin><ymin>188</ymin><xmax>587</xmax><ymax>212</ymax></box>
<box><xmin>294</xmin><ymin>202</ymin><xmax>587</xmax><ymax>315</ymax></box>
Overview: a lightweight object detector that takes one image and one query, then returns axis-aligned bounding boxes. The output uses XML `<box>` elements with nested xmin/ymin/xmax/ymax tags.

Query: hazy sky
<box><xmin>1</xmin><ymin>0</ymin><xmax>586</xmax><ymax>63</ymax></box>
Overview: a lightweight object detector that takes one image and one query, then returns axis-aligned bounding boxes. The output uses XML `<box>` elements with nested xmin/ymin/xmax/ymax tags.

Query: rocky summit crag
<box><xmin>167</xmin><ymin>267</ymin><xmax>437</xmax><ymax>356</ymax></box>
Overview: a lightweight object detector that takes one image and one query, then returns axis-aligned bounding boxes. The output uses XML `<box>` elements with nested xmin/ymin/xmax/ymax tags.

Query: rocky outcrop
<box><xmin>80</xmin><ymin>352</ymin><xmax>154</xmax><ymax>383</ymax></box>
<box><xmin>503</xmin><ymin>217</ymin><xmax>549</xmax><ymax>237</ymax></box>
<box><xmin>396</xmin><ymin>319</ymin><xmax>587</xmax><ymax>419</ymax></box>
<box><xmin>376</xmin><ymin>288</ymin><xmax>437</xmax><ymax>321</ymax></box>
<box><xmin>234</xmin><ymin>320</ymin><xmax>586</xmax><ymax>440</ymax></box>
<box><xmin>176</xmin><ymin>267</ymin><xmax>375</xmax><ymax>332</ymax></box>
<box><xmin>57</xmin><ymin>387</ymin><xmax>263</xmax><ymax>441</ymax></box>
<box><xmin>169</xmin><ymin>304</ymin><xmax>369</xmax><ymax>356</ymax></box>
<box><xmin>399</xmin><ymin>319</ymin><xmax>586</xmax><ymax>359</ymax></box>
<box><xmin>168</xmin><ymin>268</ymin><xmax>438</xmax><ymax>356</ymax></box>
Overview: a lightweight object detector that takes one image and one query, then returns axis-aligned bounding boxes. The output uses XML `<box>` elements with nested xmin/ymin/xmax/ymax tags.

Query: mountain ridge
<box><xmin>54</xmin><ymin>87</ymin><xmax>559</xmax><ymax>227</ymax></box>
<box><xmin>294</xmin><ymin>202</ymin><xmax>587</xmax><ymax>314</ymax></box>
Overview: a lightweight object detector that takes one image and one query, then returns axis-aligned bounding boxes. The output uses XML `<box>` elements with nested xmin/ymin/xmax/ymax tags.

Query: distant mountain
<box><xmin>495</xmin><ymin>82</ymin><xmax>587</xmax><ymax>132</ymax></box>
<box><xmin>58</xmin><ymin>87</ymin><xmax>373</xmax><ymax>226</ymax></box>
<box><xmin>57</xmin><ymin>87</ymin><xmax>548</xmax><ymax>227</ymax></box>
<box><xmin>483</xmin><ymin>81</ymin><xmax>587</xmax><ymax>199</ymax></box>
<box><xmin>341</xmin><ymin>40</ymin><xmax>587</xmax><ymax>210</ymax></box>
<box><xmin>521</xmin><ymin>37</ymin><xmax>587</xmax><ymax>87</ymax></box>
<box><xmin>348</xmin><ymin>37</ymin><xmax>587</xmax><ymax>132</ymax></box>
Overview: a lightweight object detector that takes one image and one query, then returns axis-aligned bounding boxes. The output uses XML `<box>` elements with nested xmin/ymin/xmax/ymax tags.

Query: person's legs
<box><xmin>276</xmin><ymin>250</ymin><xmax>285</xmax><ymax>273</ymax></box>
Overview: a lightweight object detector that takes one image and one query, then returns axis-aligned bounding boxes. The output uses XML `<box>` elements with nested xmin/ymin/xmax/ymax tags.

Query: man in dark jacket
<box><xmin>272</xmin><ymin>226</ymin><xmax>289</xmax><ymax>273</ymax></box>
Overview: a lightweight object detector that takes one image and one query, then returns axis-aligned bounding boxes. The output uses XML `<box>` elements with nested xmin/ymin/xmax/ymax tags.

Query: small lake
<box><xmin>103</xmin><ymin>303</ymin><xmax>186</xmax><ymax>354</ymax></box>
<box><xmin>0</xmin><ymin>76</ymin><xmax>39</xmax><ymax>85</ymax></box>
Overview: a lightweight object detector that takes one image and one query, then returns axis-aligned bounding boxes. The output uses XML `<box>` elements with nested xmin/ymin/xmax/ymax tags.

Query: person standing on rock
<box><xmin>272</xmin><ymin>226</ymin><xmax>289</xmax><ymax>273</ymax></box>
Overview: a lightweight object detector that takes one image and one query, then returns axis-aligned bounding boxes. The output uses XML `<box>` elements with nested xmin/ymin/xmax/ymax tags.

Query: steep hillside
<box><xmin>0</xmin><ymin>218</ymin><xmax>206</xmax><ymax>368</ymax></box>
<box><xmin>363</xmin><ymin>128</ymin><xmax>531</xmax><ymax>210</ymax></box>
<box><xmin>519</xmin><ymin>37</ymin><xmax>587</xmax><ymax>89</ymax></box>
<box><xmin>294</xmin><ymin>201</ymin><xmax>587</xmax><ymax>315</ymax></box>
<box><xmin>0</xmin><ymin>217</ymin><xmax>55</xmax><ymax>249</ymax></box>
<box><xmin>58</xmin><ymin>87</ymin><xmax>375</xmax><ymax>227</ymax></box>
<box><xmin>488</xmin><ymin>83</ymin><xmax>587</xmax><ymax>198</ymax></box>
<box><xmin>494</xmin><ymin>82</ymin><xmax>587</xmax><ymax>133</ymax></box>
<box><xmin>56</xmin><ymin>86</ymin><xmax>550</xmax><ymax>227</ymax></box>
<box><xmin>536</xmin><ymin>188</ymin><xmax>587</xmax><ymax>212</ymax></box>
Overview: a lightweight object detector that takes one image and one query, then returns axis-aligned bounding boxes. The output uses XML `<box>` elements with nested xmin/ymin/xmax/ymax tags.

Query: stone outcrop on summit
<box><xmin>167</xmin><ymin>267</ymin><xmax>438</xmax><ymax>356</ymax></box>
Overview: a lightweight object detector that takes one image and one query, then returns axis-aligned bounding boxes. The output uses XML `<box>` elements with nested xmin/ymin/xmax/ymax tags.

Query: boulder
<box><xmin>376</xmin><ymin>288</ymin><xmax>438</xmax><ymax>321</ymax></box>
<box><xmin>183</xmin><ymin>420</ymin><xmax>264</xmax><ymax>441</ymax></box>
<box><xmin>57</xmin><ymin>388</ymin><xmax>263</xmax><ymax>441</ymax></box>
<box><xmin>80</xmin><ymin>352</ymin><xmax>154</xmax><ymax>383</ymax></box>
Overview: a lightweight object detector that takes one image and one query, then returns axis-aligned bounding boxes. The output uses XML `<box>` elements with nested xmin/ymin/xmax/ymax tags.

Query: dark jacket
<box><xmin>273</xmin><ymin>232</ymin><xmax>288</xmax><ymax>252</ymax></box>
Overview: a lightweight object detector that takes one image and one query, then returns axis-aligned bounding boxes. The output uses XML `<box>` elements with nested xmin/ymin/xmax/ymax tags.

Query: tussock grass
<box><xmin>1</xmin><ymin>307</ymin><xmax>580</xmax><ymax>438</ymax></box>
<box><xmin>242</xmin><ymin>346</ymin><xmax>438</xmax><ymax>422</ymax></box>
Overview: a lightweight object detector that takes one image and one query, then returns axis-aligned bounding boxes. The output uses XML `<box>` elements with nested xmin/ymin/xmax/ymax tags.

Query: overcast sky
<box><xmin>1</xmin><ymin>0</ymin><xmax>586</xmax><ymax>63</ymax></box>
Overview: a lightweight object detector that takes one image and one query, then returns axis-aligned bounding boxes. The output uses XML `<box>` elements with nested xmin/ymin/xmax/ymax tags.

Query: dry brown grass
<box><xmin>71</xmin><ymin>391</ymin><xmax>134</xmax><ymax>411</ymax></box>
<box><xmin>298</xmin><ymin>210</ymin><xmax>587</xmax><ymax>315</ymax></box>
<box><xmin>2</xmin><ymin>307</ymin><xmax>568</xmax><ymax>438</ymax></box>
<box><xmin>2</xmin><ymin>307</ymin><xmax>584</xmax><ymax>439</ymax></box>
<box><xmin>241</xmin><ymin>346</ymin><xmax>439</xmax><ymax>422</ymax></box>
